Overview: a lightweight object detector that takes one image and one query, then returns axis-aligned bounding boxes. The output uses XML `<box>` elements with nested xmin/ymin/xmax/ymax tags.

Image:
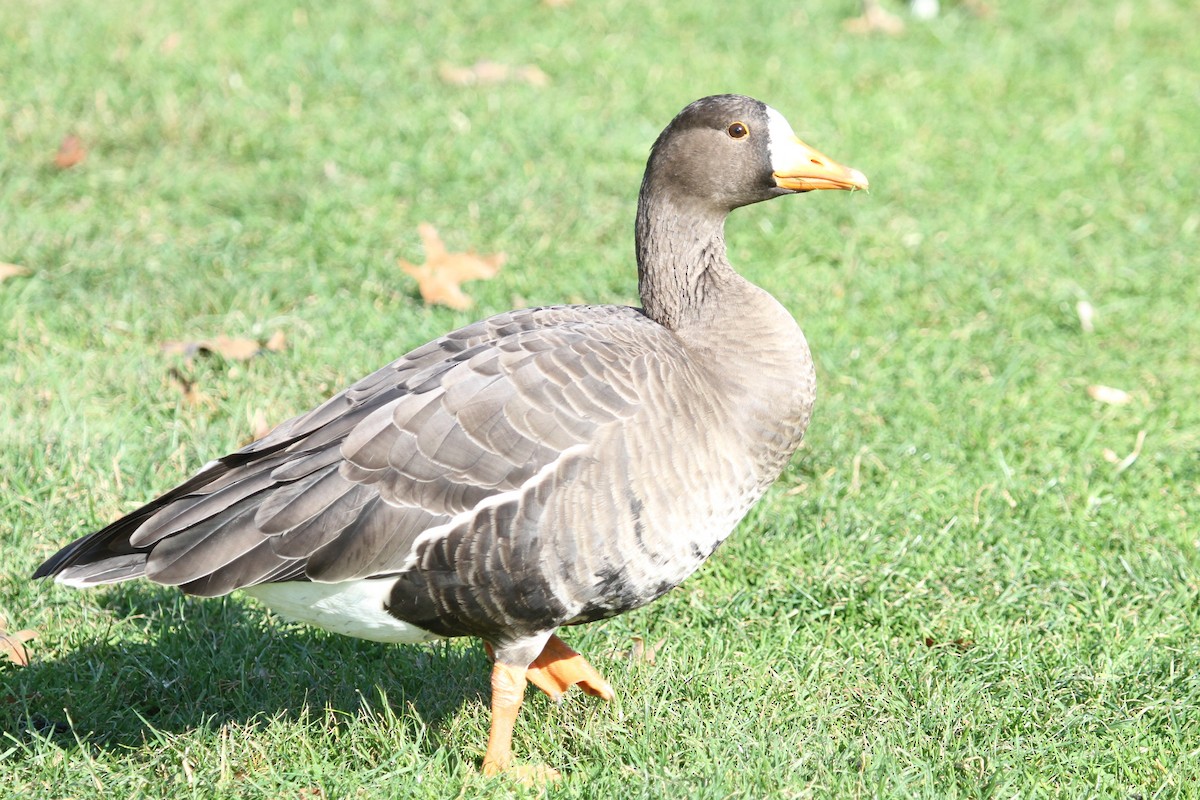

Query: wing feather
<box><xmin>255</xmin><ymin>465</ymin><xmax>366</xmax><ymax>534</ymax></box>
<box><xmin>340</xmin><ymin>401</ymin><xmax>404</xmax><ymax>473</ymax></box>
<box><xmin>269</xmin><ymin>482</ymin><xmax>374</xmax><ymax>557</ymax></box>
<box><xmin>146</xmin><ymin>497</ymin><xmax>265</xmax><ymax>583</ymax></box>
<box><xmin>131</xmin><ymin>466</ymin><xmax>279</xmax><ymax>547</ymax></box>
<box><xmin>307</xmin><ymin>497</ymin><xmax>442</xmax><ymax>581</ymax></box>
<box><xmin>39</xmin><ymin>305</ymin><xmax>676</xmax><ymax>597</ymax></box>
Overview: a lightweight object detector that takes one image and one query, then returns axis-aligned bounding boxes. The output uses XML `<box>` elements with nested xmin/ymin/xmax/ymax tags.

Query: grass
<box><xmin>2</xmin><ymin>0</ymin><xmax>1198</xmax><ymax>797</ymax></box>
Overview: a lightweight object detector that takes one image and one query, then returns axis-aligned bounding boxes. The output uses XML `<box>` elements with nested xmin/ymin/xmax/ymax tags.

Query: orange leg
<box><xmin>481</xmin><ymin>661</ymin><xmax>527</xmax><ymax>776</ymax></box>
<box><xmin>478</xmin><ymin>635</ymin><xmax>612</xmax><ymax>782</ymax></box>
<box><xmin>480</xmin><ymin>659</ymin><xmax>562</xmax><ymax>783</ymax></box>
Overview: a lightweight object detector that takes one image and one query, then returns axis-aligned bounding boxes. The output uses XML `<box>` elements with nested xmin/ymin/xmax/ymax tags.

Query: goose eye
<box><xmin>727</xmin><ymin>121</ymin><xmax>749</xmax><ymax>139</ymax></box>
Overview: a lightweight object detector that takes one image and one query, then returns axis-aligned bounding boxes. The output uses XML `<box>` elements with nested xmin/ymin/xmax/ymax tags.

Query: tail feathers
<box><xmin>32</xmin><ymin>459</ymin><xmax>236</xmax><ymax>583</ymax></box>
<box><xmin>56</xmin><ymin>553</ymin><xmax>150</xmax><ymax>587</ymax></box>
<box><xmin>32</xmin><ymin>508</ymin><xmax>155</xmax><ymax>582</ymax></box>
<box><xmin>33</xmin><ymin>429</ymin><xmax>309</xmax><ymax>585</ymax></box>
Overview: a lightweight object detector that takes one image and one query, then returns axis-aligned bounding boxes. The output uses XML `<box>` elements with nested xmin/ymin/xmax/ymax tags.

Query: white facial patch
<box><xmin>764</xmin><ymin>105</ymin><xmax>801</xmax><ymax>172</ymax></box>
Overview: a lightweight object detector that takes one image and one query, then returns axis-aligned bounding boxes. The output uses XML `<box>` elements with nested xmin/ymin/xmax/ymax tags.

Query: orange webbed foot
<box><xmin>482</xmin><ymin>762</ymin><xmax>562</xmax><ymax>785</ymax></box>
<box><xmin>526</xmin><ymin>634</ymin><xmax>615</xmax><ymax>702</ymax></box>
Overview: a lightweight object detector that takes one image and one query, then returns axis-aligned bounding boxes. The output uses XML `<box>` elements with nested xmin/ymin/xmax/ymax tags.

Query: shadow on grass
<box><xmin>3</xmin><ymin>582</ymin><xmax>489</xmax><ymax>763</ymax></box>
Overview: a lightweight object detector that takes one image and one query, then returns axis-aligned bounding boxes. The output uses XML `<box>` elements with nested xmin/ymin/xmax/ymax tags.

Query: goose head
<box><xmin>640</xmin><ymin>94</ymin><xmax>868</xmax><ymax>216</ymax></box>
<box><xmin>635</xmin><ymin>95</ymin><xmax>867</xmax><ymax>329</ymax></box>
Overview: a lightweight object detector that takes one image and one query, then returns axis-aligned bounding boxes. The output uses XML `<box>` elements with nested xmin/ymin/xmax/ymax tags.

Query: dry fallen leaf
<box><xmin>963</xmin><ymin>0</ymin><xmax>994</xmax><ymax>17</ymax></box>
<box><xmin>206</xmin><ymin>337</ymin><xmax>262</xmax><ymax>360</ymax></box>
<box><xmin>265</xmin><ymin>330</ymin><xmax>288</xmax><ymax>352</ymax></box>
<box><xmin>438</xmin><ymin>61</ymin><xmax>550</xmax><ymax>87</ymax></box>
<box><xmin>167</xmin><ymin>367</ymin><xmax>210</xmax><ymax>407</ymax></box>
<box><xmin>632</xmin><ymin>636</ymin><xmax>666</xmax><ymax>666</ymax></box>
<box><xmin>246</xmin><ymin>407</ymin><xmax>276</xmax><ymax>442</ymax></box>
<box><xmin>1104</xmin><ymin>430</ymin><xmax>1146</xmax><ymax>474</ymax></box>
<box><xmin>1087</xmin><ymin>384</ymin><xmax>1132</xmax><ymax>406</ymax></box>
<box><xmin>160</xmin><ymin>31</ymin><xmax>182</xmax><ymax>55</ymax></box>
<box><xmin>162</xmin><ymin>334</ymin><xmax>285</xmax><ymax>362</ymax></box>
<box><xmin>0</xmin><ymin>625</ymin><xmax>37</xmax><ymax>667</ymax></box>
<box><xmin>54</xmin><ymin>135</ymin><xmax>87</xmax><ymax>169</ymax></box>
<box><xmin>923</xmin><ymin>636</ymin><xmax>974</xmax><ymax>652</ymax></box>
<box><xmin>844</xmin><ymin>1</ymin><xmax>906</xmax><ymax>35</ymax></box>
<box><xmin>0</xmin><ymin>262</ymin><xmax>31</xmax><ymax>283</ymax></box>
<box><xmin>611</xmin><ymin>635</ymin><xmax>667</xmax><ymax>666</ymax></box>
<box><xmin>398</xmin><ymin>223</ymin><xmax>505</xmax><ymax>310</ymax></box>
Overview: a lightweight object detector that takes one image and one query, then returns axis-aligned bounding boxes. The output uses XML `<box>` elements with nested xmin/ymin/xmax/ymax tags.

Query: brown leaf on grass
<box><xmin>612</xmin><ymin>635</ymin><xmax>667</xmax><ymax>667</ymax></box>
<box><xmin>923</xmin><ymin>636</ymin><xmax>974</xmax><ymax>652</ymax></box>
<box><xmin>631</xmin><ymin>635</ymin><xmax>666</xmax><ymax>666</ymax></box>
<box><xmin>198</xmin><ymin>336</ymin><xmax>261</xmax><ymax>360</ymax></box>
<box><xmin>167</xmin><ymin>367</ymin><xmax>210</xmax><ymax>407</ymax></box>
<box><xmin>264</xmin><ymin>330</ymin><xmax>288</xmax><ymax>352</ymax></box>
<box><xmin>0</xmin><ymin>625</ymin><xmax>37</xmax><ymax>667</ymax></box>
<box><xmin>1087</xmin><ymin>384</ymin><xmax>1131</xmax><ymax>405</ymax></box>
<box><xmin>962</xmin><ymin>0</ymin><xmax>995</xmax><ymax>17</ymax></box>
<box><xmin>1103</xmin><ymin>429</ymin><xmax>1146</xmax><ymax>474</ymax></box>
<box><xmin>398</xmin><ymin>223</ymin><xmax>505</xmax><ymax>310</ymax></box>
<box><xmin>438</xmin><ymin>61</ymin><xmax>550</xmax><ymax>87</ymax></box>
<box><xmin>159</xmin><ymin>32</ymin><xmax>182</xmax><ymax>55</ymax></box>
<box><xmin>844</xmin><ymin>2</ymin><xmax>906</xmax><ymax>35</ymax></box>
<box><xmin>0</xmin><ymin>262</ymin><xmax>32</xmax><ymax>283</ymax></box>
<box><xmin>162</xmin><ymin>333</ymin><xmax>285</xmax><ymax>362</ymax></box>
<box><xmin>54</xmin><ymin>135</ymin><xmax>87</xmax><ymax>169</ymax></box>
<box><xmin>246</xmin><ymin>407</ymin><xmax>276</xmax><ymax>443</ymax></box>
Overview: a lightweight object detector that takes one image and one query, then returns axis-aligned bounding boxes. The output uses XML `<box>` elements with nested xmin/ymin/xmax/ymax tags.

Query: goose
<box><xmin>34</xmin><ymin>94</ymin><xmax>867</xmax><ymax>778</ymax></box>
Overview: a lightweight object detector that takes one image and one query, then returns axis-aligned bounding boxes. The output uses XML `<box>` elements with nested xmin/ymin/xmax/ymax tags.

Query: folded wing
<box><xmin>38</xmin><ymin>305</ymin><xmax>660</xmax><ymax>597</ymax></box>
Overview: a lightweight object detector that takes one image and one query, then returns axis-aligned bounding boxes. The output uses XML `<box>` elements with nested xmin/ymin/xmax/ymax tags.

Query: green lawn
<box><xmin>3</xmin><ymin>1</ymin><xmax>1198</xmax><ymax>797</ymax></box>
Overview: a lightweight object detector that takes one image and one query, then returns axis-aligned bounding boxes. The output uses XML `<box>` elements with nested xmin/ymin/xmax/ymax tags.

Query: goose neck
<box><xmin>635</xmin><ymin>190</ymin><xmax>736</xmax><ymax>331</ymax></box>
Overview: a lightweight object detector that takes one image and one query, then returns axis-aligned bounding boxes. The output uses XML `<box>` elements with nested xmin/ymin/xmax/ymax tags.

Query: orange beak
<box><xmin>772</xmin><ymin>136</ymin><xmax>869</xmax><ymax>193</ymax></box>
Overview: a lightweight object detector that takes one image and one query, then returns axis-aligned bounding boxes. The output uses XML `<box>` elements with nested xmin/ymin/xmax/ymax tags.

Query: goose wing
<box><xmin>39</xmin><ymin>304</ymin><xmax>661</xmax><ymax>597</ymax></box>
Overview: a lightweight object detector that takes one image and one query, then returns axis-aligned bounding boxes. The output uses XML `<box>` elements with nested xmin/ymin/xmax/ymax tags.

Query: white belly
<box><xmin>244</xmin><ymin>579</ymin><xmax>444</xmax><ymax>644</ymax></box>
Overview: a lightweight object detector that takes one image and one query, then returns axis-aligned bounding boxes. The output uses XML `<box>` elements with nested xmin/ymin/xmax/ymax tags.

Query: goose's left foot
<box><xmin>526</xmin><ymin>634</ymin><xmax>615</xmax><ymax>701</ymax></box>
